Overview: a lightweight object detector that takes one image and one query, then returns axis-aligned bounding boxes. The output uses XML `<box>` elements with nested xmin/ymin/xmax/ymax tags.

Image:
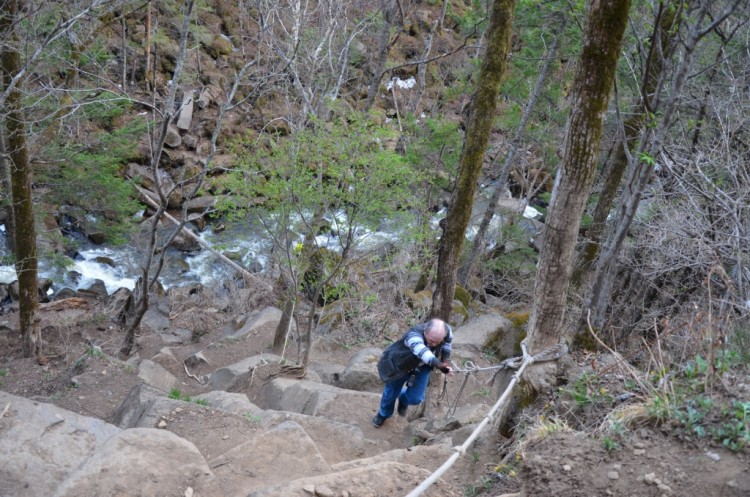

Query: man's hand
<box><xmin>435</xmin><ymin>361</ymin><xmax>452</xmax><ymax>374</ymax></box>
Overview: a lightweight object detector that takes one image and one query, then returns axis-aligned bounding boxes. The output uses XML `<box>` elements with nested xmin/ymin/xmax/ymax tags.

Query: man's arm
<box><xmin>404</xmin><ymin>329</ymin><xmax>438</xmax><ymax>366</ymax></box>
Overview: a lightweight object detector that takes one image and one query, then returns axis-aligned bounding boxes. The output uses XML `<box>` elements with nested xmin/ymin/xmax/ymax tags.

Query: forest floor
<box><xmin>0</xmin><ymin>295</ymin><xmax>748</xmax><ymax>497</ymax></box>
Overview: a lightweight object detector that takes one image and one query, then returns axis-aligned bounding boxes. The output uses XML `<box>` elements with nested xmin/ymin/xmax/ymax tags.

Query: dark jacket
<box><xmin>376</xmin><ymin>322</ymin><xmax>453</xmax><ymax>383</ymax></box>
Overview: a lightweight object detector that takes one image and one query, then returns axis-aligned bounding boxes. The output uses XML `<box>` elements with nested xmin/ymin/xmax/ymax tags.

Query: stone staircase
<box><xmin>0</xmin><ymin>309</ymin><xmax>514</xmax><ymax>497</ymax></box>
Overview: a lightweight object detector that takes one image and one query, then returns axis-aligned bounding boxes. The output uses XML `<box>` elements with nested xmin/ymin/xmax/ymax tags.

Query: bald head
<box><xmin>424</xmin><ymin>319</ymin><xmax>447</xmax><ymax>347</ymax></box>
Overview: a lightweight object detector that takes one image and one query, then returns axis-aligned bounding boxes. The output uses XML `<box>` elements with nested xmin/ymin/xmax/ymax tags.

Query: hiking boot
<box><xmin>397</xmin><ymin>398</ymin><xmax>408</xmax><ymax>417</ymax></box>
<box><xmin>372</xmin><ymin>414</ymin><xmax>386</xmax><ymax>428</ymax></box>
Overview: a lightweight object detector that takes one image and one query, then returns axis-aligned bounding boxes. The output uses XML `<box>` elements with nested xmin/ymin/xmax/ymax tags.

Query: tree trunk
<box><xmin>364</xmin><ymin>0</ymin><xmax>399</xmax><ymax>111</ymax></box>
<box><xmin>409</xmin><ymin>19</ymin><xmax>437</xmax><ymax>115</ymax></box>
<box><xmin>144</xmin><ymin>0</ymin><xmax>152</xmax><ymax>91</ymax></box>
<box><xmin>0</xmin><ymin>133</ymin><xmax>15</xmax><ymax>251</ymax></box>
<box><xmin>571</xmin><ymin>2</ymin><xmax>677</xmax><ymax>287</ymax></box>
<box><xmin>432</xmin><ymin>0</ymin><xmax>517</xmax><ymax>321</ymax></box>
<box><xmin>524</xmin><ymin>0</ymin><xmax>632</xmax><ymax>391</ymax></box>
<box><xmin>585</xmin><ymin>0</ymin><xmax>735</xmax><ymax>332</ymax></box>
<box><xmin>120</xmin><ymin>0</ymin><xmax>197</xmax><ymax>357</ymax></box>
<box><xmin>273</xmin><ymin>295</ymin><xmax>296</xmax><ymax>353</ymax></box>
<box><xmin>458</xmin><ymin>21</ymin><xmax>563</xmax><ymax>286</ymax></box>
<box><xmin>1</xmin><ymin>0</ymin><xmax>40</xmax><ymax>358</ymax></box>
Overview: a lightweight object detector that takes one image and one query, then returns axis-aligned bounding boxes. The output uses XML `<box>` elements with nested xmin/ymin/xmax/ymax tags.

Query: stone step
<box><xmin>246</xmin><ymin>460</ymin><xmax>462</xmax><ymax>497</ymax></box>
<box><xmin>210</xmin><ymin>420</ymin><xmax>331</xmax><ymax>497</ymax></box>
<box><xmin>260</xmin><ymin>377</ymin><xmax>382</xmax><ymax>430</ymax></box>
<box><xmin>113</xmin><ymin>384</ymin><xmax>368</xmax><ymax>465</ymax></box>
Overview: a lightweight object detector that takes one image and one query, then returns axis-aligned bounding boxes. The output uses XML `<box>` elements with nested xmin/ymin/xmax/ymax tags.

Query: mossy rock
<box><xmin>505</xmin><ymin>310</ymin><xmax>530</xmax><ymax>329</ymax></box>
<box><xmin>404</xmin><ymin>289</ymin><xmax>432</xmax><ymax>312</ymax></box>
<box><xmin>451</xmin><ymin>299</ymin><xmax>469</xmax><ymax>326</ymax></box>
<box><xmin>453</xmin><ymin>285</ymin><xmax>471</xmax><ymax>310</ymax></box>
<box><xmin>207</xmin><ymin>35</ymin><xmax>233</xmax><ymax>59</ymax></box>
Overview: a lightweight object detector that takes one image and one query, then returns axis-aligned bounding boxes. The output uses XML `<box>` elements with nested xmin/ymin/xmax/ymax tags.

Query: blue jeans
<box><xmin>377</xmin><ymin>366</ymin><xmax>432</xmax><ymax>418</ymax></box>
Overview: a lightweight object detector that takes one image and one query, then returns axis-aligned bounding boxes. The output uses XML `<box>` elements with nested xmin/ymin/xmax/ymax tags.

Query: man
<box><xmin>372</xmin><ymin>318</ymin><xmax>453</xmax><ymax>428</ymax></box>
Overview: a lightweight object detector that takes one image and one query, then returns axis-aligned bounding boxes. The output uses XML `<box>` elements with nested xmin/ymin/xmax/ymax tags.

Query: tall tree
<box><xmin>1</xmin><ymin>0</ymin><xmax>40</xmax><ymax>357</ymax></box>
<box><xmin>458</xmin><ymin>16</ymin><xmax>565</xmax><ymax>286</ymax></box>
<box><xmin>431</xmin><ymin>0</ymin><xmax>517</xmax><ymax>321</ymax></box>
<box><xmin>571</xmin><ymin>1</ymin><xmax>678</xmax><ymax>287</ymax></box>
<box><xmin>523</xmin><ymin>0</ymin><xmax>632</xmax><ymax>391</ymax></box>
<box><xmin>584</xmin><ymin>0</ymin><xmax>744</xmax><ymax>332</ymax></box>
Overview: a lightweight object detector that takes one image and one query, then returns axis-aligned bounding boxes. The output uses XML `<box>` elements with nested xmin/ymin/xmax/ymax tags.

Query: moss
<box><xmin>454</xmin><ymin>285</ymin><xmax>472</xmax><ymax>309</ymax></box>
<box><xmin>484</xmin><ymin>328</ymin><xmax>505</xmax><ymax>353</ymax></box>
<box><xmin>571</xmin><ymin>330</ymin><xmax>598</xmax><ymax>352</ymax></box>
<box><xmin>506</xmin><ymin>310</ymin><xmax>530</xmax><ymax>329</ymax></box>
<box><xmin>451</xmin><ymin>299</ymin><xmax>469</xmax><ymax>325</ymax></box>
<box><xmin>516</xmin><ymin>383</ymin><xmax>538</xmax><ymax>411</ymax></box>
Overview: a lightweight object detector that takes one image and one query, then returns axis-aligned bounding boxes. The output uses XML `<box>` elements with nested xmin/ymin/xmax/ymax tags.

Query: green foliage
<box><xmin>244</xmin><ymin>413</ymin><xmax>262</xmax><ymax>423</ymax></box>
<box><xmin>168</xmin><ymin>388</ymin><xmax>184</xmax><ymax>400</ymax></box>
<box><xmin>638</xmin><ymin>151</ymin><xmax>656</xmax><ymax>167</ymax></box>
<box><xmin>639</xmin><ymin>354</ymin><xmax>750</xmax><ymax>452</ymax></box>
<box><xmin>78</xmin><ymin>38</ymin><xmax>115</xmax><ymax>68</ymax></box>
<box><xmin>168</xmin><ymin>389</ymin><xmax>207</xmax><ymax>406</ymax></box>
<box><xmin>219</xmin><ymin>111</ymin><xmax>420</xmax><ymax>299</ymax></box>
<box><xmin>485</xmin><ymin>222</ymin><xmax>537</xmax><ymax>273</ymax></box>
<box><xmin>730</xmin><ymin>324</ymin><xmax>750</xmax><ymax>364</ymax></box>
<box><xmin>563</xmin><ymin>373</ymin><xmax>613</xmax><ymax>408</ymax></box>
<box><xmin>601</xmin><ymin>436</ymin><xmax>619</xmax><ymax>452</ymax></box>
<box><xmin>80</xmin><ymin>92</ymin><xmax>132</xmax><ymax>127</ymax></box>
<box><xmin>497</xmin><ymin>1</ymin><xmax>575</xmax><ymax>150</ymax></box>
<box><xmin>448</xmin><ymin>0</ymin><xmax>490</xmax><ymax>37</ymax></box>
<box><xmin>462</xmin><ymin>477</ymin><xmax>492</xmax><ymax>497</ymax></box>
<box><xmin>39</xmin><ymin>118</ymin><xmax>145</xmax><ymax>245</ymax></box>
<box><xmin>84</xmin><ymin>346</ymin><xmax>105</xmax><ymax>358</ymax></box>
<box><xmin>403</xmin><ymin>117</ymin><xmax>462</xmax><ymax>181</ymax></box>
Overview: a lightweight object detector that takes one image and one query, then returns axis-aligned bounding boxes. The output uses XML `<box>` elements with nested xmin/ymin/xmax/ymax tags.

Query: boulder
<box><xmin>137</xmin><ymin>359</ymin><xmax>179</xmax><ymax>392</ymax></box>
<box><xmin>0</xmin><ymin>391</ymin><xmax>221</xmax><ymax>497</ymax></box>
<box><xmin>77</xmin><ymin>279</ymin><xmax>108</xmax><ymax>299</ymax></box>
<box><xmin>337</xmin><ymin>347</ymin><xmax>382</xmax><ymax>393</ymax></box>
<box><xmin>248</xmin><ymin>461</ymin><xmax>460</xmax><ymax>497</ymax></box>
<box><xmin>451</xmin><ymin>313</ymin><xmax>513</xmax><ymax>360</ymax></box>
<box><xmin>194</xmin><ymin>391</ymin><xmax>263</xmax><ymax>416</ymax></box>
<box><xmin>226</xmin><ymin>306</ymin><xmax>285</xmax><ymax>338</ymax></box>
<box><xmin>208</xmin><ymin>353</ymin><xmax>284</xmax><ymax>391</ymax></box>
<box><xmin>176</xmin><ymin>91</ymin><xmax>195</xmax><ymax>130</ymax></box>
<box><xmin>259</xmin><ymin>410</ymin><xmax>365</xmax><ymax>464</ymax></box>
<box><xmin>164</xmin><ymin>124</ymin><xmax>182</xmax><ymax>148</ymax></box>
<box><xmin>260</xmin><ymin>377</ymin><xmax>381</xmax><ymax>427</ymax></box>
<box><xmin>0</xmin><ymin>391</ymin><xmax>121</xmax><ymax>497</ymax></box>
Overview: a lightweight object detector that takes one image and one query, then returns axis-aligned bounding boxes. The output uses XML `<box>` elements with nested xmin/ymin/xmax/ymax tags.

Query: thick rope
<box><xmin>404</xmin><ymin>340</ymin><xmax>567</xmax><ymax>497</ymax></box>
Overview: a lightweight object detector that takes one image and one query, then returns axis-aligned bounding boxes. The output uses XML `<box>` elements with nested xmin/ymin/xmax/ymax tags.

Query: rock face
<box><xmin>0</xmin><ymin>391</ymin><xmax>219</xmax><ymax>497</ymax></box>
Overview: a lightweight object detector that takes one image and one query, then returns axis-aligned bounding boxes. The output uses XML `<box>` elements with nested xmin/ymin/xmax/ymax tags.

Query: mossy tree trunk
<box><xmin>431</xmin><ymin>0</ymin><xmax>517</xmax><ymax>321</ymax></box>
<box><xmin>571</xmin><ymin>1</ymin><xmax>678</xmax><ymax>287</ymax></box>
<box><xmin>524</xmin><ymin>0</ymin><xmax>632</xmax><ymax>391</ymax></box>
<box><xmin>0</xmin><ymin>133</ymin><xmax>15</xmax><ymax>251</ymax></box>
<box><xmin>584</xmin><ymin>0</ymin><xmax>739</xmax><ymax>334</ymax></box>
<box><xmin>459</xmin><ymin>19</ymin><xmax>564</xmax><ymax>286</ymax></box>
<box><xmin>1</xmin><ymin>0</ymin><xmax>40</xmax><ymax>358</ymax></box>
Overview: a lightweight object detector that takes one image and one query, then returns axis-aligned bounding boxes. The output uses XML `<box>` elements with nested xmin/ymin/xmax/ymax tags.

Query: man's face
<box><xmin>424</xmin><ymin>328</ymin><xmax>445</xmax><ymax>347</ymax></box>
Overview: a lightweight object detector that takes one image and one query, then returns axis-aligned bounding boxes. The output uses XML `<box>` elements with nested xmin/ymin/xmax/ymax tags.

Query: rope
<box><xmin>404</xmin><ymin>339</ymin><xmax>567</xmax><ymax>497</ymax></box>
<box><xmin>445</xmin><ymin>340</ymin><xmax>567</xmax><ymax>417</ymax></box>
